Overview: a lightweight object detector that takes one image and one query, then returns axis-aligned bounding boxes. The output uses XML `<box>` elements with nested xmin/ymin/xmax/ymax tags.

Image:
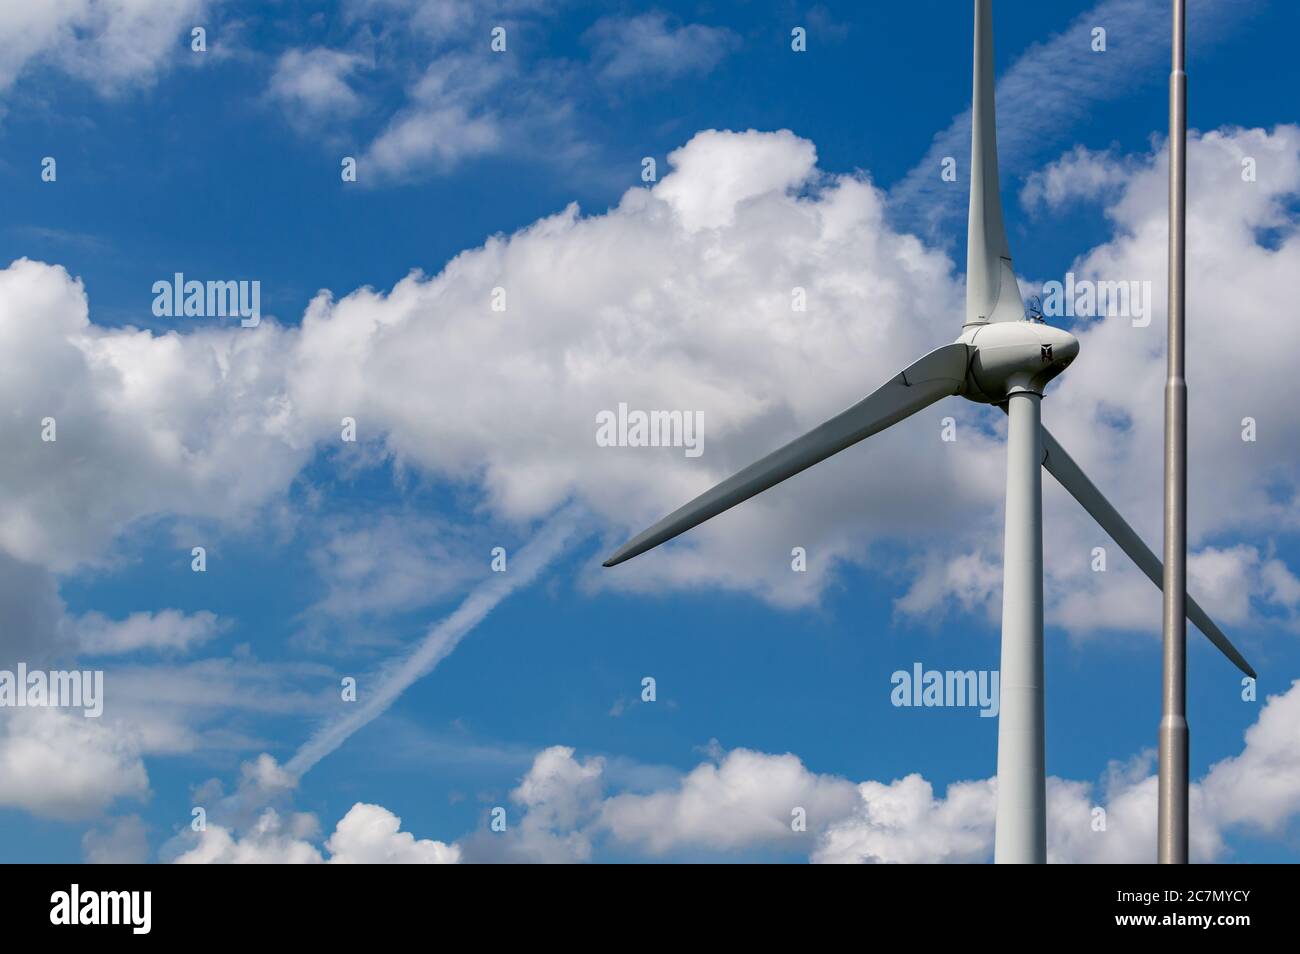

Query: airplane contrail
<box><xmin>285</xmin><ymin>505</ymin><xmax>584</xmax><ymax>778</ymax></box>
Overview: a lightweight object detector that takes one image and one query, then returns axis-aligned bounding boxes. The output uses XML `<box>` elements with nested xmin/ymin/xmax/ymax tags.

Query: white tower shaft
<box><xmin>995</xmin><ymin>391</ymin><xmax>1047</xmax><ymax>863</ymax></box>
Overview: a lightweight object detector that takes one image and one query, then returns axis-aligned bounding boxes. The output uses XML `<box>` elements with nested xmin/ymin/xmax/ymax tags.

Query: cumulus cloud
<box><xmin>5</xmin><ymin>124</ymin><xmax>1297</xmax><ymax>620</ymax></box>
<box><xmin>816</xmin><ymin>685</ymin><xmax>1300</xmax><ymax>861</ymax></box>
<box><xmin>3</xmin><ymin>123</ymin><xmax>1299</xmax><ymax>839</ymax></box>
<box><xmin>457</xmin><ymin>682</ymin><xmax>1300</xmax><ymax>863</ymax></box>
<box><xmin>287</xmin><ymin>127</ymin><xmax>991</xmax><ymax>607</ymax></box>
<box><xmin>291</xmin><ymin>124</ymin><xmax>1300</xmax><ymax>637</ymax></box>
<box><xmin>1201</xmin><ymin>678</ymin><xmax>1300</xmax><ymax>834</ymax></box>
<box><xmin>172</xmin><ymin>802</ymin><xmax>459</xmax><ymax>864</ymax></box>
<box><xmin>149</xmin><ymin>678</ymin><xmax>1300</xmax><ymax>863</ymax></box>
<box><xmin>1014</xmin><ymin>126</ymin><xmax>1300</xmax><ymax>645</ymax></box>
<box><xmin>0</xmin><ymin>258</ymin><xmax>307</xmax><ymax>573</ymax></box>
<box><xmin>0</xmin><ymin>708</ymin><xmax>148</xmax><ymax>821</ymax></box>
<box><xmin>1020</xmin><ymin>145</ymin><xmax>1137</xmax><ymax>212</ymax></box>
<box><xmin>653</xmin><ymin>128</ymin><xmax>818</xmax><ymax>230</ymax></box>
<box><xmin>173</xmin><ymin>808</ymin><xmax>325</xmax><ymax>864</ymax></box>
<box><xmin>815</xmin><ymin>774</ymin><xmax>996</xmax><ymax>864</ymax></box>
<box><xmin>326</xmin><ymin>803</ymin><xmax>462</xmax><ymax>863</ymax></box>
<box><xmin>462</xmin><ymin>745</ymin><xmax>606</xmax><ymax>862</ymax></box>
<box><xmin>486</xmin><ymin>744</ymin><xmax>957</xmax><ymax>863</ymax></box>
<box><xmin>601</xmin><ymin>748</ymin><xmax>860</xmax><ymax>854</ymax></box>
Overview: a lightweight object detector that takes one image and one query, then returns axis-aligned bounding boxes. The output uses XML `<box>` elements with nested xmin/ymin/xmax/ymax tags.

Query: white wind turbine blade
<box><xmin>603</xmin><ymin>343</ymin><xmax>970</xmax><ymax>567</ymax></box>
<box><xmin>1039</xmin><ymin>425</ymin><xmax>1257</xmax><ymax>678</ymax></box>
<box><xmin>966</xmin><ymin>0</ymin><xmax>1024</xmax><ymax>328</ymax></box>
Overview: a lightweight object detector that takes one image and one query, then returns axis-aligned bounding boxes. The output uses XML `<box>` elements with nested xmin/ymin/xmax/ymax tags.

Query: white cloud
<box><xmin>272</xmin><ymin>3</ymin><xmax>588</xmax><ymax>182</ymax></box>
<box><xmin>267</xmin><ymin>47</ymin><xmax>369</xmax><ymax>125</ymax></box>
<box><xmin>466</xmin><ymin>681</ymin><xmax>1300</xmax><ymax>863</ymax></box>
<box><xmin>813</xmin><ymin>684</ymin><xmax>1300</xmax><ymax>861</ymax></box>
<box><xmin>157</xmin><ymin>679</ymin><xmax>1300</xmax><ymax>863</ymax></box>
<box><xmin>285</xmin><ymin>124</ymin><xmax>1300</xmax><ymax>629</ymax></box>
<box><xmin>83</xmin><ymin>814</ymin><xmax>150</xmax><ymax>864</ymax></box>
<box><xmin>654</xmin><ymin>128</ymin><xmax>818</xmax><ymax>231</ymax></box>
<box><xmin>3</xmin><ymin>124</ymin><xmax>1299</xmax><ymax>839</ymax></box>
<box><xmin>814</xmin><ymin>774</ymin><xmax>996</xmax><ymax>864</ymax></box>
<box><xmin>0</xmin><ymin>708</ymin><xmax>148</xmax><ymax>821</ymax></box>
<box><xmin>1020</xmin><ymin>145</ymin><xmax>1136</xmax><ymax>212</ymax></box>
<box><xmin>239</xmin><ymin>751</ymin><xmax>298</xmax><ymax>798</ymax></box>
<box><xmin>899</xmin><ymin>126</ymin><xmax>1300</xmax><ymax>653</ymax></box>
<box><xmin>172</xmin><ymin>802</ymin><xmax>459</xmax><ymax>864</ymax></box>
<box><xmin>601</xmin><ymin>748</ymin><xmax>860</xmax><ymax>854</ymax></box>
<box><xmin>5</xmin><ymin>124</ymin><xmax>1295</xmax><ymax>625</ymax></box>
<box><xmin>13</xmin><ymin>143</ymin><xmax>940</xmax><ymax>612</ymax></box>
<box><xmin>463</xmin><ymin>745</ymin><xmax>606</xmax><ymax>862</ymax></box>
<box><xmin>584</xmin><ymin>13</ymin><xmax>737</xmax><ymax>83</ymax></box>
<box><xmin>361</xmin><ymin>53</ymin><xmax>505</xmax><ymax>180</ymax></box>
<box><xmin>326</xmin><ymin>803</ymin><xmax>461</xmax><ymax>863</ymax></box>
<box><xmin>903</xmin><ymin>541</ymin><xmax>1300</xmax><ymax>638</ymax></box>
<box><xmin>306</xmin><ymin>514</ymin><xmax>480</xmax><ymax>620</ymax></box>
<box><xmin>1202</xmin><ymin>677</ymin><xmax>1300</xmax><ymax>834</ymax></box>
<box><xmin>98</xmin><ymin>657</ymin><xmax>339</xmax><ymax>756</ymax></box>
<box><xmin>1037</xmin><ymin>128</ymin><xmax>1300</xmax><ymax>639</ymax></box>
<box><xmin>0</xmin><ymin>0</ymin><xmax>207</xmax><ymax>94</ymax></box>
<box><xmin>286</xmin><ymin>128</ymin><xmax>988</xmax><ymax>607</ymax></box>
<box><xmin>0</xmin><ymin>258</ymin><xmax>308</xmax><ymax>573</ymax></box>
<box><xmin>77</xmin><ymin>609</ymin><xmax>225</xmax><ymax>656</ymax></box>
<box><xmin>895</xmin><ymin>549</ymin><xmax>1003</xmax><ymax>622</ymax></box>
<box><xmin>173</xmin><ymin>808</ymin><xmax>325</xmax><ymax>864</ymax></box>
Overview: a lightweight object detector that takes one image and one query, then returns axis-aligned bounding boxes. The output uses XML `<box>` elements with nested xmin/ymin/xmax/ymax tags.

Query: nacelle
<box><xmin>957</xmin><ymin>320</ymin><xmax>1079</xmax><ymax>402</ymax></box>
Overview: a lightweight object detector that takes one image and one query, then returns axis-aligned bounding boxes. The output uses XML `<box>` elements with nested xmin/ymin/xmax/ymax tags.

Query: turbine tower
<box><xmin>603</xmin><ymin>0</ymin><xmax>1255</xmax><ymax>863</ymax></box>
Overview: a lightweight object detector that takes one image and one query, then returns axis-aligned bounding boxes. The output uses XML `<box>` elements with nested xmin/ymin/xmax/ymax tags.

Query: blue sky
<box><xmin>0</xmin><ymin>0</ymin><xmax>1298</xmax><ymax>864</ymax></box>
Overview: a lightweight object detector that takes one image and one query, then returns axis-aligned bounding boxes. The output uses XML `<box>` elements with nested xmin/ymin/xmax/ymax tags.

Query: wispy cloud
<box><xmin>583</xmin><ymin>13</ymin><xmax>738</xmax><ymax>84</ymax></box>
<box><xmin>888</xmin><ymin>0</ymin><xmax>1250</xmax><ymax>240</ymax></box>
<box><xmin>266</xmin><ymin>47</ymin><xmax>370</xmax><ymax>128</ymax></box>
<box><xmin>77</xmin><ymin>609</ymin><xmax>226</xmax><ymax>656</ymax></box>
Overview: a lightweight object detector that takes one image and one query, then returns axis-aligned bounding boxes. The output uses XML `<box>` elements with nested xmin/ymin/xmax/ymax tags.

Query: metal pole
<box><xmin>995</xmin><ymin>390</ymin><xmax>1046</xmax><ymax>864</ymax></box>
<box><xmin>1159</xmin><ymin>0</ymin><xmax>1190</xmax><ymax>865</ymax></box>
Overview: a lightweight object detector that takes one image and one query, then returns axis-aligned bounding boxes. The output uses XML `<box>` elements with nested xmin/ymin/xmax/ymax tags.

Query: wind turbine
<box><xmin>602</xmin><ymin>0</ymin><xmax>1255</xmax><ymax>863</ymax></box>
